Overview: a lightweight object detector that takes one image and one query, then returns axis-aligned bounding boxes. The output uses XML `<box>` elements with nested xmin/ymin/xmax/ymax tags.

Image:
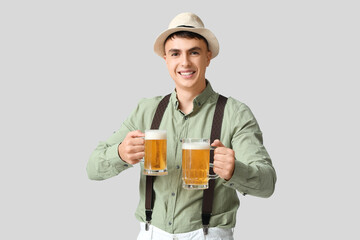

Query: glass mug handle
<box><xmin>209</xmin><ymin>146</ymin><xmax>219</xmax><ymax>179</ymax></box>
<box><xmin>209</xmin><ymin>163</ymin><xmax>219</xmax><ymax>179</ymax></box>
<box><xmin>137</xmin><ymin>136</ymin><xmax>145</xmax><ymax>163</ymax></box>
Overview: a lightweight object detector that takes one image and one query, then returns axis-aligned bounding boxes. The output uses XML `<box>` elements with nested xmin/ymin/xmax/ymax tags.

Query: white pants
<box><xmin>137</xmin><ymin>223</ymin><xmax>234</xmax><ymax>240</ymax></box>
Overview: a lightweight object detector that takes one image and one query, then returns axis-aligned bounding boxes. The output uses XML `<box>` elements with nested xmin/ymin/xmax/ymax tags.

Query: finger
<box><xmin>126</xmin><ymin>152</ymin><xmax>145</xmax><ymax>163</ymax></box>
<box><xmin>128</xmin><ymin>130</ymin><xmax>145</xmax><ymax>138</ymax></box>
<box><xmin>130</xmin><ymin>137</ymin><xmax>145</xmax><ymax>146</ymax></box>
<box><xmin>132</xmin><ymin>152</ymin><xmax>145</xmax><ymax>160</ymax></box>
<box><xmin>211</xmin><ymin>139</ymin><xmax>225</xmax><ymax>148</ymax></box>
<box><xmin>126</xmin><ymin>145</ymin><xmax>145</xmax><ymax>154</ymax></box>
<box><xmin>214</xmin><ymin>147</ymin><xmax>232</xmax><ymax>156</ymax></box>
<box><xmin>212</xmin><ymin>161</ymin><xmax>234</xmax><ymax>180</ymax></box>
<box><xmin>128</xmin><ymin>158</ymin><xmax>143</xmax><ymax>165</ymax></box>
<box><xmin>212</xmin><ymin>165</ymin><xmax>227</xmax><ymax>179</ymax></box>
<box><xmin>214</xmin><ymin>146</ymin><xmax>234</xmax><ymax>157</ymax></box>
<box><xmin>213</xmin><ymin>158</ymin><xmax>230</xmax><ymax>169</ymax></box>
<box><xmin>214</xmin><ymin>154</ymin><xmax>234</xmax><ymax>169</ymax></box>
<box><xmin>214</xmin><ymin>147</ymin><xmax>227</xmax><ymax>155</ymax></box>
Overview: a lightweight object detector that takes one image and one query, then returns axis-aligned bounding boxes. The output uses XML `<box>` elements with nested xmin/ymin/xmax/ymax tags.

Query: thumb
<box><xmin>211</xmin><ymin>139</ymin><xmax>225</xmax><ymax>147</ymax></box>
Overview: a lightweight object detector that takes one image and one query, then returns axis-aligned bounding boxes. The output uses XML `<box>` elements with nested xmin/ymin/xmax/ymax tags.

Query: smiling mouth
<box><xmin>179</xmin><ymin>71</ymin><xmax>195</xmax><ymax>76</ymax></box>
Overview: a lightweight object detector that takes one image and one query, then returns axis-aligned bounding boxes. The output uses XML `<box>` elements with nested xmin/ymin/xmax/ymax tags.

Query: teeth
<box><xmin>180</xmin><ymin>72</ymin><xmax>194</xmax><ymax>76</ymax></box>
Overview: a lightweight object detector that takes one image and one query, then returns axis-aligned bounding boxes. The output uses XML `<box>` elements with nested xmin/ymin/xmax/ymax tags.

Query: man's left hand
<box><xmin>211</xmin><ymin>139</ymin><xmax>235</xmax><ymax>181</ymax></box>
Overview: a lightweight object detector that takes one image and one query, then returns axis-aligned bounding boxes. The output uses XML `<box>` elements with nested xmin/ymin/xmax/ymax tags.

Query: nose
<box><xmin>181</xmin><ymin>54</ymin><xmax>191</xmax><ymax>67</ymax></box>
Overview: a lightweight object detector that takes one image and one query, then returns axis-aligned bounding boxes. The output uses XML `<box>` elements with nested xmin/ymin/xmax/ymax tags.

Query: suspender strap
<box><xmin>145</xmin><ymin>176</ymin><xmax>154</xmax><ymax>230</ymax></box>
<box><xmin>145</xmin><ymin>94</ymin><xmax>171</xmax><ymax>230</ymax></box>
<box><xmin>202</xmin><ymin>94</ymin><xmax>228</xmax><ymax>235</ymax></box>
<box><xmin>150</xmin><ymin>94</ymin><xmax>172</xmax><ymax>129</ymax></box>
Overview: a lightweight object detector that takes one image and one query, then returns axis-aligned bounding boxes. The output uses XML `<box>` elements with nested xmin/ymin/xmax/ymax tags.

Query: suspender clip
<box><xmin>203</xmin><ymin>225</ymin><xmax>209</xmax><ymax>235</ymax></box>
<box><xmin>145</xmin><ymin>221</ymin><xmax>151</xmax><ymax>231</ymax></box>
<box><xmin>145</xmin><ymin>209</ymin><xmax>152</xmax><ymax>231</ymax></box>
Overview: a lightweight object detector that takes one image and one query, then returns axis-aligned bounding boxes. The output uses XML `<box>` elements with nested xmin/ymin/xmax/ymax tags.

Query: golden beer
<box><xmin>182</xmin><ymin>140</ymin><xmax>211</xmax><ymax>189</ymax></box>
<box><xmin>143</xmin><ymin>130</ymin><xmax>167</xmax><ymax>176</ymax></box>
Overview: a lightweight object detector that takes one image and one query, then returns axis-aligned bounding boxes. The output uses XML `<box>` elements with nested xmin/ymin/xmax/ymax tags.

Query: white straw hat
<box><xmin>153</xmin><ymin>12</ymin><xmax>219</xmax><ymax>59</ymax></box>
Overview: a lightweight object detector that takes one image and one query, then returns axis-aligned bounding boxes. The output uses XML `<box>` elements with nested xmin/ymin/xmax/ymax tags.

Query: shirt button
<box><xmin>230</xmin><ymin>183</ymin><xmax>234</xmax><ymax>187</ymax></box>
<box><xmin>169</xmin><ymin>222</ymin><xmax>172</xmax><ymax>225</ymax></box>
<box><xmin>171</xmin><ymin>192</ymin><xmax>175</xmax><ymax>196</ymax></box>
<box><xmin>184</xmin><ymin>116</ymin><xmax>188</xmax><ymax>120</ymax></box>
<box><xmin>176</xmin><ymin>165</ymin><xmax>180</xmax><ymax>169</ymax></box>
<box><xmin>124</xmin><ymin>164</ymin><xmax>128</xmax><ymax>167</ymax></box>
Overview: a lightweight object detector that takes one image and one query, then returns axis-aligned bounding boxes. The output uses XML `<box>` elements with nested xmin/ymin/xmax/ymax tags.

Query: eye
<box><xmin>190</xmin><ymin>51</ymin><xmax>199</xmax><ymax>55</ymax></box>
<box><xmin>171</xmin><ymin>52</ymin><xmax>179</xmax><ymax>57</ymax></box>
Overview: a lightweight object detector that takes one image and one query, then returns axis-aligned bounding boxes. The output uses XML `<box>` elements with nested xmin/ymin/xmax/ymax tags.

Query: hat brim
<box><xmin>153</xmin><ymin>27</ymin><xmax>219</xmax><ymax>59</ymax></box>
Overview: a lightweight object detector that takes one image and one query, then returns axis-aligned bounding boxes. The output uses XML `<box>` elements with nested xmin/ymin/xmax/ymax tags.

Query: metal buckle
<box><xmin>145</xmin><ymin>221</ymin><xmax>151</xmax><ymax>231</ymax></box>
<box><xmin>203</xmin><ymin>225</ymin><xmax>209</xmax><ymax>235</ymax></box>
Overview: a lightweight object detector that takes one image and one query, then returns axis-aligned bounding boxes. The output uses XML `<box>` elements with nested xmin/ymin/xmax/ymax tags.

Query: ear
<box><xmin>206</xmin><ymin>51</ymin><xmax>212</xmax><ymax>66</ymax></box>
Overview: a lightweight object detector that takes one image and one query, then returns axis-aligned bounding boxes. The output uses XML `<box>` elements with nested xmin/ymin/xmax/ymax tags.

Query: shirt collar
<box><xmin>170</xmin><ymin>79</ymin><xmax>216</xmax><ymax>110</ymax></box>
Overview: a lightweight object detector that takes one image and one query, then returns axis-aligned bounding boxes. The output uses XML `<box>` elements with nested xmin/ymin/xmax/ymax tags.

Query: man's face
<box><xmin>163</xmin><ymin>36</ymin><xmax>212</xmax><ymax>93</ymax></box>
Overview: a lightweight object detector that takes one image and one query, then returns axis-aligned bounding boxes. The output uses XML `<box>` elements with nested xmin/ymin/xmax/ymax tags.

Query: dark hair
<box><xmin>164</xmin><ymin>31</ymin><xmax>209</xmax><ymax>51</ymax></box>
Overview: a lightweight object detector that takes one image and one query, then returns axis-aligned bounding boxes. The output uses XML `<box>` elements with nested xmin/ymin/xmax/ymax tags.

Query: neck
<box><xmin>176</xmin><ymin>82</ymin><xmax>207</xmax><ymax>115</ymax></box>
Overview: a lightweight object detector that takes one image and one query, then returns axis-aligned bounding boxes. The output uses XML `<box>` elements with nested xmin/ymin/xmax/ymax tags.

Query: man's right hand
<box><xmin>118</xmin><ymin>130</ymin><xmax>145</xmax><ymax>165</ymax></box>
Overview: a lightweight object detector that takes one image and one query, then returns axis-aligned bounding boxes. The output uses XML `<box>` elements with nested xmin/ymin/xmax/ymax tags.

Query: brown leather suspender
<box><xmin>145</xmin><ymin>94</ymin><xmax>171</xmax><ymax>230</ymax></box>
<box><xmin>145</xmin><ymin>94</ymin><xmax>228</xmax><ymax>234</ymax></box>
<box><xmin>202</xmin><ymin>94</ymin><xmax>228</xmax><ymax>234</ymax></box>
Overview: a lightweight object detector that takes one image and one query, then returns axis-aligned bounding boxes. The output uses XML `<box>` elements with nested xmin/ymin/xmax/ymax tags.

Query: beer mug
<box><xmin>181</xmin><ymin>138</ymin><xmax>218</xmax><ymax>189</ymax></box>
<box><xmin>143</xmin><ymin>130</ymin><xmax>168</xmax><ymax>176</ymax></box>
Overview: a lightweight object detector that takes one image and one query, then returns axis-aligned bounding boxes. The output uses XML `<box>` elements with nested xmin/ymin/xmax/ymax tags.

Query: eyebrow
<box><xmin>167</xmin><ymin>47</ymin><xmax>203</xmax><ymax>54</ymax></box>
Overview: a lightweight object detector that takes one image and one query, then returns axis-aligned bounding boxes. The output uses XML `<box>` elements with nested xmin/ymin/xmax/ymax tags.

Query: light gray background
<box><xmin>1</xmin><ymin>0</ymin><xmax>359</xmax><ymax>239</ymax></box>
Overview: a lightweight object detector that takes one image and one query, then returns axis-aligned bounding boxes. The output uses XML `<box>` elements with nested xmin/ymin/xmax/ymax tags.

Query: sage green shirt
<box><xmin>87</xmin><ymin>82</ymin><xmax>276</xmax><ymax>234</ymax></box>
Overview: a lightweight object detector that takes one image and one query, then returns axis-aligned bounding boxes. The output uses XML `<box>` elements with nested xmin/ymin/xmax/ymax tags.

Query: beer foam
<box><xmin>182</xmin><ymin>142</ymin><xmax>210</xmax><ymax>150</ymax></box>
<box><xmin>145</xmin><ymin>130</ymin><xmax>167</xmax><ymax>140</ymax></box>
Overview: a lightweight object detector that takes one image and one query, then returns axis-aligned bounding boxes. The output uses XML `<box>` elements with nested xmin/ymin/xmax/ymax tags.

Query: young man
<box><xmin>87</xmin><ymin>12</ymin><xmax>276</xmax><ymax>240</ymax></box>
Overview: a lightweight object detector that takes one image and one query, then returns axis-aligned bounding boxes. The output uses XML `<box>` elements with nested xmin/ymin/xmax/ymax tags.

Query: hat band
<box><xmin>177</xmin><ymin>25</ymin><xmax>195</xmax><ymax>28</ymax></box>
